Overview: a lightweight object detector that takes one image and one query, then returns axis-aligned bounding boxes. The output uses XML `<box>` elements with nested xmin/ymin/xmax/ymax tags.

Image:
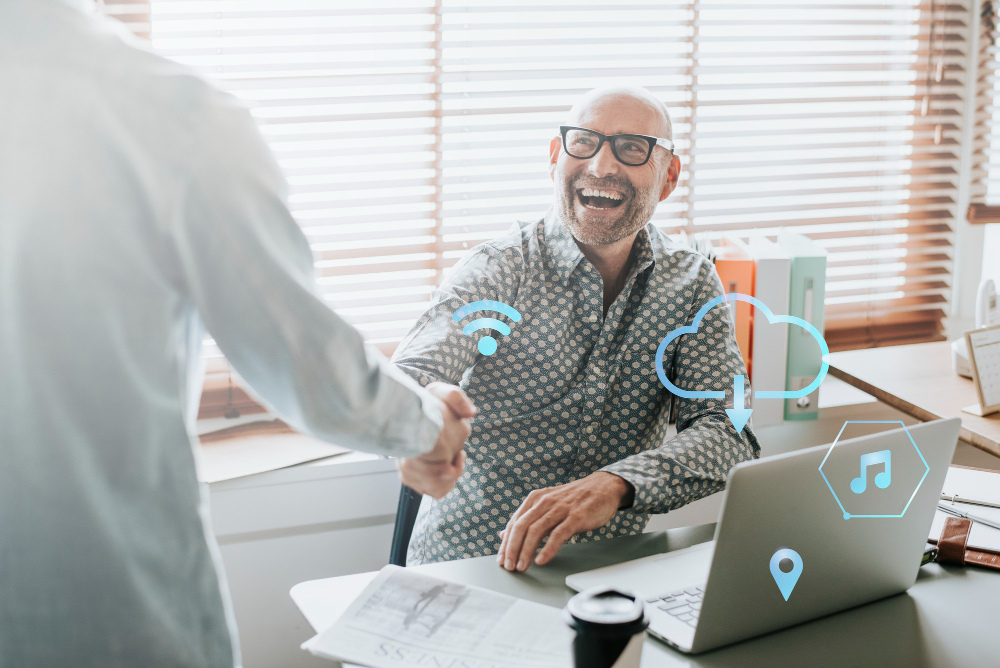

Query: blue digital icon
<box><xmin>819</xmin><ymin>420</ymin><xmax>929</xmax><ymax>520</ymax></box>
<box><xmin>850</xmin><ymin>449</ymin><xmax>891</xmax><ymax>494</ymax></box>
<box><xmin>726</xmin><ymin>374</ymin><xmax>753</xmax><ymax>433</ymax></box>
<box><xmin>453</xmin><ymin>300</ymin><xmax>522</xmax><ymax>356</ymax></box>
<box><xmin>655</xmin><ymin>293</ymin><xmax>830</xmax><ymax>432</ymax></box>
<box><xmin>769</xmin><ymin>548</ymin><xmax>803</xmax><ymax>602</ymax></box>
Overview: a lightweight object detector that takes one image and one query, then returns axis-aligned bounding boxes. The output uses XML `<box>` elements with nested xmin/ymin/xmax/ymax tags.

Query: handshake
<box><xmin>397</xmin><ymin>382</ymin><xmax>476</xmax><ymax>499</ymax></box>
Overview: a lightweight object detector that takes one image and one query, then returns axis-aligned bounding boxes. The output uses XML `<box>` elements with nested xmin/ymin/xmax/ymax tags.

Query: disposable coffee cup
<box><xmin>564</xmin><ymin>586</ymin><xmax>648</xmax><ymax>668</ymax></box>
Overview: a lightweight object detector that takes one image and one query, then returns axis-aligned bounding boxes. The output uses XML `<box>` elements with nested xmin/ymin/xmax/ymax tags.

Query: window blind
<box><xmin>102</xmin><ymin>0</ymin><xmax>971</xmax><ymax>416</ymax></box>
<box><xmin>684</xmin><ymin>1</ymin><xmax>968</xmax><ymax>351</ymax></box>
<box><xmin>100</xmin><ymin>0</ymin><xmax>150</xmax><ymax>38</ymax></box>
<box><xmin>968</xmin><ymin>0</ymin><xmax>1000</xmax><ymax>221</ymax></box>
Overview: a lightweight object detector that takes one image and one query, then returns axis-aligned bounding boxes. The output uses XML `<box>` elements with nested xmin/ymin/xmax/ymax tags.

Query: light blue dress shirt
<box><xmin>0</xmin><ymin>1</ymin><xmax>442</xmax><ymax>665</ymax></box>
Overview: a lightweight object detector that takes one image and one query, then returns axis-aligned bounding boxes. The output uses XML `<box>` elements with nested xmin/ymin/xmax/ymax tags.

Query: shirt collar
<box><xmin>542</xmin><ymin>207</ymin><xmax>657</xmax><ymax>284</ymax></box>
<box><xmin>542</xmin><ymin>208</ymin><xmax>586</xmax><ymax>283</ymax></box>
<box><xmin>631</xmin><ymin>225</ymin><xmax>657</xmax><ymax>277</ymax></box>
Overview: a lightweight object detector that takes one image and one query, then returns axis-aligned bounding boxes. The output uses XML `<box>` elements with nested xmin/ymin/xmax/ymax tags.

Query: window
<box><xmin>102</xmin><ymin>0</ymin><xmax>973</xmax><ymax>413</ymax></box>
<box><xmin>970</xmin><ymin>1</ymin><xmax>1000</xmax><ymax>219</ymax></box>
<box><xmin>680</xmin><ymin>1</ymin><xmax>968</xmax><ymax>351</ymax></box>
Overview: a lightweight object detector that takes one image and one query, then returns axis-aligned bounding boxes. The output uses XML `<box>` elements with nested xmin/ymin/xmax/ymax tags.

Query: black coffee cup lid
<box><xmin>565</xmin><ymin>586</ymin><xmax>648</xmax><ymax>637</ymax></box>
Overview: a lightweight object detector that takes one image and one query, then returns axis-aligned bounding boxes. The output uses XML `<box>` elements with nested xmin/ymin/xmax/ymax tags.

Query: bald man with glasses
<box><xmin>393</xmin><ymin>86</ymin><xmax>760</xmax><ymax>570</ymax></box>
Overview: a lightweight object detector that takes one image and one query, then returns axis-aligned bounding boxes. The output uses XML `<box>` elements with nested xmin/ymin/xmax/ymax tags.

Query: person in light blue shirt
<box><xmin>0</xmin><ymin>1</ymin><xmax>472</xmax><ymax>666</ymax></box>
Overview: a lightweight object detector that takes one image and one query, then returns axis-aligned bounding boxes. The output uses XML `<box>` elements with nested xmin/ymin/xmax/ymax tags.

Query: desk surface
<box><xmin>828</xmin><ymin>341</ymin><xmax>1000</xmax><ymax>458</ymax></box>
<box><xmin>291</xmin><ymin>526</ymin><xmax>1000</xmax><ymax>668</ymax></box>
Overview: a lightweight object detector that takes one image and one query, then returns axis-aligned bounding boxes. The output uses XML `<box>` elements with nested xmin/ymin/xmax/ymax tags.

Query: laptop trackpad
<box><xmin>566</xmin><ymin>542</ymin><xmax>715</xmax><ymax>596</ymax></box>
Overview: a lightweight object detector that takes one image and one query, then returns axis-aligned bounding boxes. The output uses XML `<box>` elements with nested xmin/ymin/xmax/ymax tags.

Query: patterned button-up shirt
<box><xmin>393</xmin><ymin>209</ymin><xmax>760</xmax><ymax>564</ymax></box>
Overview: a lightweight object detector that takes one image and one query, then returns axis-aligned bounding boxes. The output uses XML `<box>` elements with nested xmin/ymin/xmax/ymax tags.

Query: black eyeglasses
<box><xmin>559</xmin><ymin>125</ymin><xmax>675</xmax><ymax>167</ymax></box>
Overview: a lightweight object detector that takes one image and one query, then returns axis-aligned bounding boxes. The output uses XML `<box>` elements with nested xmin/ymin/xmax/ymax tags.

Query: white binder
<box><xmin>747</xmin><ymin>238</ymin><xmax>791</xmax><ymax>429</ymax></box>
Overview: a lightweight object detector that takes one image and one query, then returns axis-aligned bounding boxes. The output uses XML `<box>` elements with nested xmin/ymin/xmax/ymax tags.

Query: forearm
<box><xmin>177</xmin><ymin>99</ymin><xmax>442</xmax><ymax>459</ymax></box>
<box><xmin>290</xmin><ymin>335</ymin><xmax>444</xmax><ymax>458</ymax></box>
<box><xmin>212</xmin><ymin>280</ymin><xmax>444</xmax><ymax>458</ymax></box>
<box><xmin>393</xmin><ymin>247</ymin><xmax>520</xmax><ymax>387</ymax></box>
<box><xmin>392</xmin><ymin>295</ymin><xmax>491</xmax><ymax>388</ymax></box>
<box><xmin>601</xmin><ymin>414</ymin><xmax>759</xmax><ymax>514</ymax></box>
<box><xmin>605</xmin><ymin>258</ymin><xmax>760</xmax><ymax>513</ymax></box>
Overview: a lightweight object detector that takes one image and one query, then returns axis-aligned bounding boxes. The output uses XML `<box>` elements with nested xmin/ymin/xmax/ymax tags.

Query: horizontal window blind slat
<box><xmin>678</xmin><ymin>208</ymin><xmax>956</xmax><ymax>233</ymax></box>
<box><xmin>825</xmin><ymin>292</ymin><xmax>949</xmax><ymax>315</ymax></box>
<box><xmin>691</xmin><ymin>196</ymin><xmax>957</xmax><ymax>219</ymax></box>
<box><xmin>824</xmin><ymin>316</ymin><xmax>946</xmax><ymax>352</ymax></box>
<box><xmin>808</xmin><ymin>222</ymin><xmax>955</xmax><ymax>239</ymax></box>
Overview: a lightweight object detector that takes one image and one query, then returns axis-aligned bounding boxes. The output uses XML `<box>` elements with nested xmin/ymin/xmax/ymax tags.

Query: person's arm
<box><xmin>391</xmin><ymin>244</ymin><xmax>521</xmax><ymax>494</ymax></box>
<box><xmin>599</xmin><ymin>261</ymin><xmax>760</xmax><ymax>514</ymax></box>
<box><xmin>170</xmin><ymin>91</ymin><xmax>448</xmax><ymax>459</ymax></box>
<box><xmin>392</xmin><ymin>244</ymin><xmax>521</xmax><ymax>387</ymax></box>
<box><xmin>497</xmin><ymin>260</ymin><xmax>760</xmax><ymax>571</ymax></box>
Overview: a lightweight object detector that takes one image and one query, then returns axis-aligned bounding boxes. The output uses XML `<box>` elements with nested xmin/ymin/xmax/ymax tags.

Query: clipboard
<box><xmin>962</xmin><ymin>322</ymin><xmax>1000</xmax><ymax>417</ymax></box>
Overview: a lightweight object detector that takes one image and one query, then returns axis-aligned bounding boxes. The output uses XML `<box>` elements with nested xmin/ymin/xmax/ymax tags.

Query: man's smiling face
<box><xmin>550</xmin><ymin>88</ymin><xmax>680</xmax><ymax>246</ymax></box>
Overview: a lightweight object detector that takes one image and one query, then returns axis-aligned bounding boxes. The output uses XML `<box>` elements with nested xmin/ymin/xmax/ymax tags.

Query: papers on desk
<box><xmin>303</xmin><ymin>565</ymin><xmax>572</xmax><ymax>668</ymax></box>
<box><xmin>930</xmin><ymin>466</ymin><xmax>1000</xmax><ymax>553</ymax></box>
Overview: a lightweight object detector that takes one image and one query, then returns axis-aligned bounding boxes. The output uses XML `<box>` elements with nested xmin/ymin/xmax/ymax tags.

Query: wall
<box><xmin>983</xmin><ymin>225</ymin><xmax>1000</xmax><ymax>290</ymax></box>
<box><xmin>210</xmin><ymin>455</ymin><xmax>400</xmax><ymax>668</ymax></box>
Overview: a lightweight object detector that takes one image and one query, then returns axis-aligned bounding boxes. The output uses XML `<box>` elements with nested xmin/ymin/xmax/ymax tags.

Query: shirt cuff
<box><xmin>599</xmin><ymin>462</ymin><xmax>659</xmax><ymax>514</ymax></box>
<box><xmin>374</xmin><ymin>363</ymin><xmax>443</xmax><ymax>458</ymax></box>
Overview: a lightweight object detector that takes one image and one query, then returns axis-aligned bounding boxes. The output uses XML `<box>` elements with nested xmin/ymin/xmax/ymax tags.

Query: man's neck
<box><xmin>575</xmin><ymin>231</ymin><xmax>640</xmax><ymax>317</ymax></box>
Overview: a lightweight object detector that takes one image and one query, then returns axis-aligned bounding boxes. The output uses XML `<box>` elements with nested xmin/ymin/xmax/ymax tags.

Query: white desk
<box><xmin>828</xmin><ymin>342</ymin><xmax>1000</xmax><ymax>458</ymax></box>
<box><xmin>291</xmin><ymin>526</ymin><xmax>1000</xmax><ymax>667</ymax></box>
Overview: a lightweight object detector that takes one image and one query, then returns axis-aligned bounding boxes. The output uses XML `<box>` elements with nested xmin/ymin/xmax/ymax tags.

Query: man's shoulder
<box><xmin>99</xmin><ymin>34</ymin><xmax>241</xmax><ymax>137</ymax></box>
<box><xmin>646</xmin><ymin>225</ymin><xmax>716</xmax><ymax>279</ymax></box>
<box><xmin>481</xmin><ymin>218</ymin><xmax>542</xmax><ymax>253</ymax></box>
<box><xmin>28</xmin><ymin>6</ymin><xmax>248</xmax><ymax>149</ymax></box>
<box><xmin>466</xmin><ymin>218</ymin><xmax>543</xmax><ymax>267</ymax></box>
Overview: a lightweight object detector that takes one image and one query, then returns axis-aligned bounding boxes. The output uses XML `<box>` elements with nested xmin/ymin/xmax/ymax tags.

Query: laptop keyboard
<box><xmin>645</xmin><ymin>585</ymin><xmax>705</xmax><ymax>627</ymax></box>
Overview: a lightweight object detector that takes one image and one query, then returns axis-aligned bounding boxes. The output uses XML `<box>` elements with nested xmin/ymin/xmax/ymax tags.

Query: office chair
<box><xmin>389</xmin><ymin>484</ymin><xmax>422</xmax><ymax>566</ymax></box>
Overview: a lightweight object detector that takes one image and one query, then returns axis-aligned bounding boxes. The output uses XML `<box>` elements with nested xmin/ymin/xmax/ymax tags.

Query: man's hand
<box><xmin>497</xmin><ymin>472</ymin><xmax>635</xmax><ymax>572</ymax></box>
<box><xmin>397</xmin><ymin>383</ymin><xmax>476</xmax><ymax>499</ymax></box>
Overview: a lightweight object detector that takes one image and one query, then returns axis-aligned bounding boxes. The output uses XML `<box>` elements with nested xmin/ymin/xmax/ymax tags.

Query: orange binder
<box><xmin>713</xmin><ymin>238</ymin><xmax>755</xmax><ymax>376</ymax></box>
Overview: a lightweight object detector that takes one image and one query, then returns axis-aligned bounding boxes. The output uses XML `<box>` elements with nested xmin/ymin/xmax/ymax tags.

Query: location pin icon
<box><xmin>769</xmin><ymin>548</ymin><xmax>803</xmax><ymax>601</ymax></box>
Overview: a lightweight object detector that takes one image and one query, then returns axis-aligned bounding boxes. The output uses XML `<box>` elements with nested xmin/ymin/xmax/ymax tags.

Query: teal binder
<box><xmin>777</xmin><ymin>233</ymin><xmax>827</xmax><ymax>421</ymax></box>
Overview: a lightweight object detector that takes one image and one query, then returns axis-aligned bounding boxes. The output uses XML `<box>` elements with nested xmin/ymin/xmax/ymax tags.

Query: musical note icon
<box><xmin>850</xmin><ymin>449</ymin><xmax>891</xmax><ymax>494</ymax></box>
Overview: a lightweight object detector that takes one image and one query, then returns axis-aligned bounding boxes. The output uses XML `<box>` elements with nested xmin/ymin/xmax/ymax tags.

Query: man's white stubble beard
<box><xmin>555</xmin><ymin>171</ymin><xmax>660</xmax><ymax>246</ymax></box>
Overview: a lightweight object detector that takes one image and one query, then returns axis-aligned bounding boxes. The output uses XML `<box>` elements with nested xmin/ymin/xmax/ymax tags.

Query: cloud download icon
<box><xmin>770</xmin><ymin>548</ymin><xmax>803</xmax><ymax>602</ymax></box>
<box><xmin>655</xmin><ymin>293</ymin><xmax>830</xmax><ymax>433</ymax></box>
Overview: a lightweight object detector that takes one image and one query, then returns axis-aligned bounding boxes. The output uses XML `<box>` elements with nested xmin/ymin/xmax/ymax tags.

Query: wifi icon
<box><xmin>452</xmin><ymin>300</ymin><xmax>522</xmax><ymax>356</ymax></box>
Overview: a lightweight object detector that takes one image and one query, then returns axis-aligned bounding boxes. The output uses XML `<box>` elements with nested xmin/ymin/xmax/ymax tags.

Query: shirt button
<box><xmin>585</xmin><ymin>424</ymin><xmax>596</xmax><ymax>434</ymax></box>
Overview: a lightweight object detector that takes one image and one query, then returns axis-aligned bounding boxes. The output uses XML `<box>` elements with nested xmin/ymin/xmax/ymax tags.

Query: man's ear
<box><xmin>549</xmin><ymin>137</ymin><xmax>561</xmax><ymax>181</ymax></box>
<box><xmin>658</xmin><ymin>153</ymin><xmax>681</xmax><ymax>202</ymax></box>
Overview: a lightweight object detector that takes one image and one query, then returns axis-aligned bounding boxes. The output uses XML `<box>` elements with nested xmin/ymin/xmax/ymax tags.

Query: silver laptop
<box><xmin>566</xmin><ymin>418</ymin><xmax>960</xmax><ymax>654</ymax></box>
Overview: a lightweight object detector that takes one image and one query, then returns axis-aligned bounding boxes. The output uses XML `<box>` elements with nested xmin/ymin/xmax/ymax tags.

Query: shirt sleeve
<box><xmin>601</xmin><ymin>260</ymin><xmax>761</xmax><ymax>514</ymax></box>
<box><xmin>392</xmin><ymin>244</ymin><xmax>521</xmax><ymax>387</ymax></box>
<box><xmin>169</xmin><ymin>92</ymin><xmax>442</xmax><ymax>458</ymax></box>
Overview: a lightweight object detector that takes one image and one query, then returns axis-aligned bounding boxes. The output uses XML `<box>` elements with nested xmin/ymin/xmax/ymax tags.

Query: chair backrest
<box><xmin>389</xmin><ymin>484</ymin><xmax>423</xmax><ymax>566</ymax></box>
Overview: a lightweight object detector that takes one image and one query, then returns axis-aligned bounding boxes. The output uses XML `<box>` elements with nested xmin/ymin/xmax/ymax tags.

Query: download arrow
<box><xmin>725</xmin><ymin>374</ymin><xmax>753</xmax><ymax>433</ymax></box>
